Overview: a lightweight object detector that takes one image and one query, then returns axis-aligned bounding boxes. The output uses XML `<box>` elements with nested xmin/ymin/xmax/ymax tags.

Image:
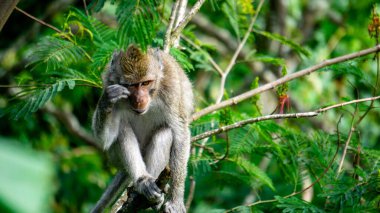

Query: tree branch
<box><xmin>181</xmin><ymin>35</ymin><xmax>224</xmax><ymax>76</ymax></box>
<box><xmin>172</xmin><ymin>0</ymin><xmax>188</xmax><ymax>47</ymax></box>
<box><xmin>15</xmin><ymin>6</ymin><xmax>62</xmax><ymax>33</ymax></box>
<box><xmin>191</xmin><ymin>95</ymin><xmax>380</xmax><ymax>143</ymax></box>
<box><xmin>169</xmin><ymin>0</ymin><xmax>206</xmax><ymax>47</ymax></box>
<box><xmin>215</xmin><ymin>0</ymin><xmax>266</xmax><ymax>103</ymax></box>
<box><xmin>163</xmin><ymin>0</ymin><xmax>180</xmax><ymax>53</ymax></box>
<box><xmin>0</xmin><ymin>0</ymin><xmax>19</xmax><ymax>32</ymax></box>
<box><xmin>192</xmin><ymin>44</ymin><xmax>380</xmax><ymax>121</ymax></box>
<box><xmin>43</xmin><ymin>103</ymin><xmax>101</xmax><ymax>150</ymax></box>
<box><xmin>191</xmin><ymin>112</ymin><xmax>318</xmax><ymax>142</ymax></box>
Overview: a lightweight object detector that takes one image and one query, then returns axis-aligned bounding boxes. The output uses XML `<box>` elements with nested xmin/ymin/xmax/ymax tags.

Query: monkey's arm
<box><xmin>92</xmin><ymin>85</ymin><xmax>129</xmax><ymax>149</ymax></box>
<box><xmin>92</xmin><ymin>95</ymin><xmax>120</xmax><ymax>150</ymax></box>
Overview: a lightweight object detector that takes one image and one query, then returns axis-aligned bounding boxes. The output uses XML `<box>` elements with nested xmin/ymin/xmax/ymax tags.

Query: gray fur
<box><xmin>91</xmin><ymin>46</ymin><xmax>193</xmax><ymax>213</ymax></box>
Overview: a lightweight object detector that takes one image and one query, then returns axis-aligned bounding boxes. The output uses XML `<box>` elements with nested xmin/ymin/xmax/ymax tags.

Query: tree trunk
<box><xmin>0</xmin><ymin>0</ymin><xmax>19</xmax><ymax>32</ymax></box>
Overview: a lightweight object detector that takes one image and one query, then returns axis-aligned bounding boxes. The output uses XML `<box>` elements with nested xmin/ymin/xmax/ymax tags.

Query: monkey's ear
<box><xmin>125</xmin><ymin>45</ymin><xmax>143</xmax><ymax>61</ymax></box>
<box><xmin>111</xmin><ymin>51</ymin><xmax>122</xmax><ymax>64</ymax></box>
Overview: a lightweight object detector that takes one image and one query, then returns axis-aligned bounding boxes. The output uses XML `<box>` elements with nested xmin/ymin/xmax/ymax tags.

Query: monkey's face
<box><xmin>121</xmin><ymin>79</ymin><xmax>155</xmax><ymax>115</ymax></box>
<box><xmin>111</xmin><ymin>45</ymin><xmax>162</xmax><ymax>115</ymax></box>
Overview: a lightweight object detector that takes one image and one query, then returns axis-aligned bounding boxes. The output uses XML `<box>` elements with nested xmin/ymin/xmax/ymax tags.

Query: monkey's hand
<box><xmin>163</xmin><ymin>199</ymin><xmax>186</xmax><ymax>213</ymax></box>
<box><xmin>135</xmin><ymin>176</ymin><xmax>164</xmax><ymax>204</ymax></box>
<box><xmin>106</xmin><ymin>84</ymin><xmax>130</xmax><ymax>104</ymax></box>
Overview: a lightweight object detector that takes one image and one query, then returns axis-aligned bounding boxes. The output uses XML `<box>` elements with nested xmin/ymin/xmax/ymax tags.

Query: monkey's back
<box><xmin>158</xmin><ymin>50</ymin><xmax>194</xmax><ymax>122</ymax></box>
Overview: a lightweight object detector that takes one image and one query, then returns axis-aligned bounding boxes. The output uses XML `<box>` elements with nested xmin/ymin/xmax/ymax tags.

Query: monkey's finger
<box><xmin>107</xmin><ymin>85</ymin><xmax>124</xmax><ymax>94</ymax></box>
<box><xmin>150</xmin><ymin>181</ymin><xmax>162</xmax><ymax>194</ymax></box>
<box><xmin>144</xmin><ymin>182</ymin><xmax>162</xmax><ymax>201</ymax></box>
<box><xmin>106</xmin><ymin>84</ymin><xmax>123</xmax><ymax>90</ymax></box>
<box><xmin>122</xmin><ymin>89</ymin><xmax>130</xmax><ymax>96</ymax></box>
<box><xmin>109</xmin><ymin>95</ymin><xmax>128</xmax><ymax>104</ymax></box>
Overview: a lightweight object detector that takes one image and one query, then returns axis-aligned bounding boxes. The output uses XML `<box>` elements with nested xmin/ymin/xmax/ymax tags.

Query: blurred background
<box><xmin>0</xmin><ymin>0</ymin><xmax>379</xmax><ymax>212</ymax></box>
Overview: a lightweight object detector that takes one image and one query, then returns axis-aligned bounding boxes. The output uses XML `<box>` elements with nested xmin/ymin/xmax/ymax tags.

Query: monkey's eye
<box><xmin>141</xmin><ymin>81</ymin><xmax>153</xmax><ymax>86</ymax></box>
<box><xmin>120</xmin><ymin>83</ymin><xmax>131</xmax><ymax>88</ymax></box>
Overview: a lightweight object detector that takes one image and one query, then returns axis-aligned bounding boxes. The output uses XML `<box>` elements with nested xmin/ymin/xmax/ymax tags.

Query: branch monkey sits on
<box><xmin>91</xmin><ymin>45</ymin><xmax>193</xmax><ymax>213</ymax></box>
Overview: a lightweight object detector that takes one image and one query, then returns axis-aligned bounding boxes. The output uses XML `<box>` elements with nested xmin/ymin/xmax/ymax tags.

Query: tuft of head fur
<box><xmin>119</xmin><ymin>45</ymin><xmax>150</xmax><ymax>82</ymax></box>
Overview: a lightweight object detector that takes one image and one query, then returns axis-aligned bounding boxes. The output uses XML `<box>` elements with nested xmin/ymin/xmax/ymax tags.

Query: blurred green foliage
<box><xmin>0</xmin><ymin>0</ymin><xmax>379</xmax><ymax>212</ymax></box>
<box><xmin>0</xmin><ymin>138</ymin><xmax>55</xmax><ymax>213</ymax></box>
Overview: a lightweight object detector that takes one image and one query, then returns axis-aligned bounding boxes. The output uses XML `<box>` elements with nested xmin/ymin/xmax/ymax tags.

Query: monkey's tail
<box><xmin>91</xmin><ymin>171</ymin><xmax>128</xmax><ymax>213</ymax></box>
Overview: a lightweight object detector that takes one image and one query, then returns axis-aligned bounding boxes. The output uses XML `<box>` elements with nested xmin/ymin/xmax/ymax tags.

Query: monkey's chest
<box><xmin>125</xmin><ymin>107</ymin><xmax>167</xmax><ymax>147</ymax></box>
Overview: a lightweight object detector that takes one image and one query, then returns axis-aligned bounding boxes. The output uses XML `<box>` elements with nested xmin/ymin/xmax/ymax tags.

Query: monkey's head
<box><xmin>106</xmin><ymin>45</ymin><xmax>163</xmax><ymax>115</ymax></box>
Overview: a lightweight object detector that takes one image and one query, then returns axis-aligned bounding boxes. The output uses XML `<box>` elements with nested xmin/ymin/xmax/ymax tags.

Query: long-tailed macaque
<box><xmin>91</xmin><ymin>45</ymin><xmax>193</xmax><ymax>213</ymax></box>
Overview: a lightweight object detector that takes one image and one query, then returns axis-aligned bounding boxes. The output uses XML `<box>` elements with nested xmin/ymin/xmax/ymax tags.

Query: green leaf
<box><xmin>116</xmin><ymin>0</ymin><xmax>159</xmax><ymax>50</ymax></box>
<box><xmin>66</xmin><ymin>8</ymin><xmax>117</xmax><ymax>46</ymax></box>
<box><xmin>253</xmin><ymin>28</ymin><xmax>311</xmax><ymax>57</ymax></box>
<box><xmin>229</xmin><ymin>205</ymin><xmax>251</xmax><ymax>213</ymax></box>
<box><xmin>88</xmin><ymin>0</ymin><xmax>106</xmax><ymax>12</ymax></box>
<box><xmin>27</xmin><ymin>37</ymin><xmax>86</xmax><ymax>71</ymax></box>
<box><xmin>222</xmin><ymin>0</ymin><xmax>241</xmax><ymax>39</ymax></box>
<box><xmin>275</xmin><ymin>196</ymin><xmax>324</xmax><ymax>213</ymax></box>
<box><xmin>235</xmin><ymin>157</ymin><xmax>275</xmax><ymax>190</ymax></box>
<box><xmin>170</xmin><ymin>48</ymin><xmax>194</xmax><ymax>72</ymax></box>
<box><xmin>3</xmin><ymin>80</ymin><xmax>76</xmax><ymax>120</ymax></box>
<box><xmin>250</xmin><ymin>55</ymin><xmax>286</xmax><ymax>66</ymax></box>
<box><xmin>67</xmin><ymin>80</ymin><xmax>76</xmax><ymax>89</ymax></box>
<box><xmin>320</xmin><ymin>61</ymin><xmax>364</xmax><ymax>78</ymax></box>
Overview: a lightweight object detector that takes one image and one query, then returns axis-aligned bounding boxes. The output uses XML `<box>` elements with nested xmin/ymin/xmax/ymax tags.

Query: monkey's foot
<box><xmin>135</xmin><ymin>176</ymin><xmax>163</xmax><ymax>203</ymax></box>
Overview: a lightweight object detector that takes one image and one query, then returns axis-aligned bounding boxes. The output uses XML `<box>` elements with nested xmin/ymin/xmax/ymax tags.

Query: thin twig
<box><xmin>173</xmin><ymin>0</ymin><xmax>188</xmax><ymax>47</ymax></box>
<box><xmin>191</xmin><ymin>112</ymin><xmax>318</xmax><ymax>142</ymax></box>
<box><xmin>82</xmin><ymin>0</ymin><xmax>89</xmax><ymax>16</ymax></box>
<box><xmin>188</xmin><ymin>2</ymin><xmax>266</xmax><ymax>207</ymax></box>
<box><xmin>337</xmin><ymin>108</ymin><xmax>357</xmax><ymax>176</ymax></box>
<box><xmin>15</xmin><ymin>7</ymin><xmax>62</xmax><ymax>34</ymax></box>
<box><xmin>215</xmin><ymin>0</ymin><xmax>266</xmax><ymax>103</ymax></box>
<box><xmin>170</xmin><ymin>0</ymin><xmax>206</xmax><ymax>45</ymax></box>
<box><xmin>192</xmin><ymin>44</ymin><xmax>380</xmax><ymax>121</ymax></box>
<box><xmin>164</xmin><ymin>0</ymin><xmax>180</xmax><ymax>52</ymax></box>
<box><xmin>210</xmin><ymin>132</ymin><xmax>230</xmax><ymax>164</ymax></box>
<box><xmin>316</xmin><ymin>96</ymin><xmax>380</xmax><ymax>113</ymax></box>
<box><xmin>191</xmin><ymin>95</ymin><xmax>380</xmax><ymax>143</ymax></box>
<box><xmin>43</xmin><ymin>103</ymin><xmax>101</xmax><ymax>150</ymax></box>
<box><xmin>355</xmin><ymin>41</ymin><xmax>380</xmax><ymax>125</ymax></box>
<box><xmin>185</xmin><ymin>176</ymin><xmax>196</xmax><ymax>211</ymax></box>
<box><xmin>181</xmin><ymin>35</ymin><xmax>224</xmax><ymax>76</ymax></box>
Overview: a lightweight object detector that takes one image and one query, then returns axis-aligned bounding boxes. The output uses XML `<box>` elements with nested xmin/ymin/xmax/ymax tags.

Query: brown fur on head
<box><xmin>119</xmin><ymin>45</ymin><xmax>150</xmax><ymax>82</ymax></box>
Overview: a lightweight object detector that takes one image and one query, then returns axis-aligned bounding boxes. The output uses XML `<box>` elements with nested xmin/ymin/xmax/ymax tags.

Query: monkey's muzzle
<box><xmin>132</xmin><ymin>108</ymin><xmax>148</xmax><ymax>115</ymax></box>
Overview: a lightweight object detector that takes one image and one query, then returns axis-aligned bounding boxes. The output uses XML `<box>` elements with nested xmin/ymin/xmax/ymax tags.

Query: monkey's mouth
<box><xmin>132</xmin><ymin>108</ymin><xmax>148</xmax><ymax>115</ymax></box>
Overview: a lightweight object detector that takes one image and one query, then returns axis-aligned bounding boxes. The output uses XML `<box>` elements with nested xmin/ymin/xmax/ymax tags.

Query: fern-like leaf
<box><xmin>235</xmin><ymin>157</ymin><xmax>275</xmax><ymax>190</ymax></box>
<box><xmin>116</xmin><ymin>0</ymin><xmax>159</xmax><ymax>50</ymax></box>
<box><xmin>67</xmin><ymin>8</ymin><xmax>117</xmax><ymax>46</ymax></box>
<box><xmin>222</xmin><ymin>0</ymin><xmax>241</xmax><ymax>39</ymax></box>
<box><xmin>253</xmin><ymin>28</ymin><xmax>311</xmax><ymax>57</ymax></box>
<box><xmin>4</xmin><ymin>80</ymin><xmax>75</xmax><ymax>120</ymax></box>
<box><xmin>27</xmin><ymin>37</ymin><xmax>86</xmax><ymax>71</ymax></box>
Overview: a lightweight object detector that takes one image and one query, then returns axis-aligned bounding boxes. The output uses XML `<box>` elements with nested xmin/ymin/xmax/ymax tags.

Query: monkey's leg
<box><xmin>164</xmin><ymin>126</ymin><xmax>190</xmax><ymax>213</ymax></box>
<box><xmin>118</xmin><ymin>128</ymin><xmax>172</xmax><ymax>212</ymax></box>
<box><xmin>91</xmin><ymin>171</ymin><xmax>128</xmax><ymax>213</ymax></box>
<box><xmin>117</xmin><ymin>126</ymin><xmax>162</xmax><ymax>203</ymax></box>
<box><xmin>144</xmin><ymin>127</ymin><xmax>173</xmax><ymax>178</ymax></box>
